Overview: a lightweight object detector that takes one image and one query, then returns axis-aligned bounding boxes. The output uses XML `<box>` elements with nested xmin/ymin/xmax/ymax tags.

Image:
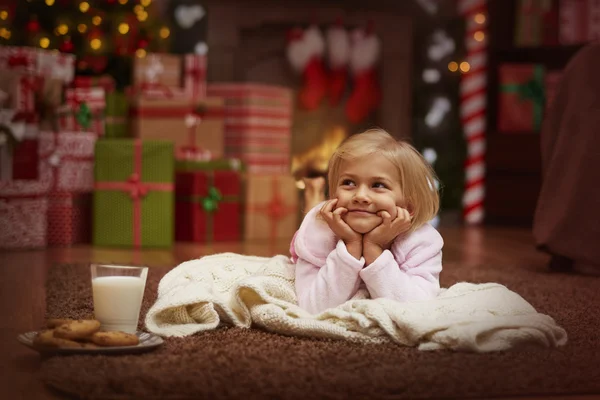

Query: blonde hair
<box><xmin>327</xmin><ymin>128</ymin><xmax>440</xmax><ymax>232</ymax></box>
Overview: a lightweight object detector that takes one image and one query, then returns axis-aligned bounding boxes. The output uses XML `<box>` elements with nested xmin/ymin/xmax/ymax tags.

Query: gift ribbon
<box><xmin>185</xmin><ymin>55</ymin><xmax>206</xmax><ymax>100</ymax></box>
<box><xmin>7</xmin><ymin>54</ymin><xmax>31</xmax><ymax>68</ymax></box>
<box><xmin>247</xmin><ymin>177</ymin><xmax>296</xmax><ymax>241</ymax></box>
<box><xmin>94</xmin><ymin>139</ymin><xmax>173</xmax><ymax>247</ymax></box>
<box><xmin>181</xmin><ymin>111</ymin><xmax>208</xmax><ymax>158</ymax></box>
<box><xmin>202</xmin><ymin>186</ymin><xmax>222</xmax><ymax>213</ymax></box>
<box><xmin>128</xmin><ymin>82</ymin><xmax>174</xmax><ymax>98</ymax></box>
<box><xmin>500</xmin><ymin>65</ymin><xmax>545</xmax><ymax>130</ymax></box>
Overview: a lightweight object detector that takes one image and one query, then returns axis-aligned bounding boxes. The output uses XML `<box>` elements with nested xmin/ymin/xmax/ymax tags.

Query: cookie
<box><xmin>47</xmin><ymin>318</ymin><xmax>75</xmax><ymax>329</ymax></box>
<box><xmin>33</xmin><ymin>330</ymin><xmax>83</xmax><ymax>349</ymax></box>
<box><xmin>53</xmin><ymin>319</ymin><xmax>101</xmax><ymax>340</ymax></box>
<box><xmin>90</xmin><ymin>331</ymin><xmax>139</xmax><ymax>347</ymax></box>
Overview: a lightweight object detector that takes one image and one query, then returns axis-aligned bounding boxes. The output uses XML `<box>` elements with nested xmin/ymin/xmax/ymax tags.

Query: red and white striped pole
<box><xmin>459</xmin><ymin>0</ymin><xmax>488</xmax><ymax>224</ymax></box>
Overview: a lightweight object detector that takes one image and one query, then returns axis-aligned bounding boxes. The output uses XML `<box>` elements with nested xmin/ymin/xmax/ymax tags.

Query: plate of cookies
<box><xmin>17</xmin><ymin>319</ymin><xmax>164</xmax><ymax>355</ymax></box>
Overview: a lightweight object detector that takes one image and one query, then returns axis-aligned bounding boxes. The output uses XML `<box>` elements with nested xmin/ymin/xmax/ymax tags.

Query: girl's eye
<box><xmin>341</xmin><ymin>179</ymin><xmax>355</xmax><ymax>186</ymax></box>
<box><xmin>373</xmin><ymin>182</ymin><xmax>387</xmax><ymax>189</ymax></box>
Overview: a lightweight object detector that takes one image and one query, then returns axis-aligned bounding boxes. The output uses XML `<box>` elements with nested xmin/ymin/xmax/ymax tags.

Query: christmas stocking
<box><xmin>326</xmin><ymin>21</ymin><xmax>350</xmax><ymax>106</ymax></box>
<box><xmin>286</xmin><ymin>25</ymin><xmax>328</xmax><ymax>111</ymax></box>
<box><xmin>345</xmin><ymin>27</ymin><xmax>382</xmax><ymax>124</ymax></box>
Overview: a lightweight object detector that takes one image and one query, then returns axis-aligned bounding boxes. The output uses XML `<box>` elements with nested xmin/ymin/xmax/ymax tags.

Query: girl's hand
<box><xmin>320</xmin><ymin>199</ymin><xmax>363</xmax><ymax>260</ymax></box>
<box><xmin>320</xmin><ymin>199</ymin><xmax>363</xmax><ymax>245</ymax></box>
<box><xmin>363</xmin><ymin>207</ymin><xmax>412</xmax><ymax>264</ymax></box>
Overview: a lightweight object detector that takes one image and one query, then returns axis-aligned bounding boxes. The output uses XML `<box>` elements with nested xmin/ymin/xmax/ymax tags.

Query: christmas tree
<box><xmin>0</xmin><ymin>0</ymin><xmax>172</xmax><ymax>87</ymax></box>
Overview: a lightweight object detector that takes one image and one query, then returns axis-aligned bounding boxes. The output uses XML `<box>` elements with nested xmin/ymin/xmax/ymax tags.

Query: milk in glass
<box><xmin>92</xmin><ymin>276</ymin><xmax>146</xmax><ymax>333</ymax></box>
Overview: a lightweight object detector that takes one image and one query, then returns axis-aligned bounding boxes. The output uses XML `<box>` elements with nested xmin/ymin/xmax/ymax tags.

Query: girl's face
<box><xmin>334</xmin><ymin>154</ymin><xmax>406</xmax><ymax>234</ymax></box>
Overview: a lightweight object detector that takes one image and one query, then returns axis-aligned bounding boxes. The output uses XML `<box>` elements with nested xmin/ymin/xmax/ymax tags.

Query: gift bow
<box><xmin>202</xmin><ymin>186</ymin><xmax>222</xmax><ymax>212</ymax></box>
<box><xmin>145</xmin><ymin>55</ymin><xmax>165</xmax><ymax>83</ymax></box>
<box><xmin>514</xmin><ymin>77</ymin><xmax>545</xmax><ymax>105</ymax></box>
<box><xmin>126</xmin><ymin>172</ymin><xmax>149</xmax><ymax>199</ymax></box>
<box><xmin>75</xmin><ymin>102</ymin><xmax>92</xmax><ymax>129</ymax></box>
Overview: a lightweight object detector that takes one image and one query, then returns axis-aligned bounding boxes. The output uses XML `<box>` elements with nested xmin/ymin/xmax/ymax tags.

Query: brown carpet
<box><xmin>41</xmin><ymin>258</ymin><xmax>600</xmax><ymax>400</ymax></box>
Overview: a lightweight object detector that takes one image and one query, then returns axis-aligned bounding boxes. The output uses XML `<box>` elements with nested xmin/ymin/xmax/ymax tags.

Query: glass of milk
<box><xmin>91</xmin><ymin>264</ymin><xmax>149</xmax><ymax>334</ymax></box>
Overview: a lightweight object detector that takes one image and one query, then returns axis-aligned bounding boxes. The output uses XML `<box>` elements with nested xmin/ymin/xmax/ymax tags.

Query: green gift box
<box><xmin>93</xmin><ymin>139</ymin><xmax>174</xmax><ymax>248</ymax></box>
<box><xmin>105</xmin><ymin>91</ymin><xmax>130</xmax><ymax>138</ymax></box>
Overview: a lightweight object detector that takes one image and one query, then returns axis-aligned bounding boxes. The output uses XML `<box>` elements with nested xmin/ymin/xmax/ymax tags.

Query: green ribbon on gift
<box><xmin>501</xmin><ymin>65</ymin><xmax>545</xmax><ymax>131</ymax></box>
<box><xmin>75</xmin><ymin>102</ymin><xmax>92</xmax><ymax>129</ymax></box>
<box><xmin>177</xmin><ymin>178</ymin><xmax>240</xmax><ymax>243</ymax></box>
<box><xmin>202</xmin><ymin>186</ymin><xmax>222</xmax><ymax>213</ymax></box>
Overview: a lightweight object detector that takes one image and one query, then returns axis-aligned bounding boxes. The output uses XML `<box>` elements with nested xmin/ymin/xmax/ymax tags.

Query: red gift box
<box><xmin>515</xmin><ymin>0</ymin><xmax>559</xmax><ymax>47</ymax></box>
<box><xmin>11</xmin><ymin>119</ymin><xmax>40</xmax><ymax>180</ymax></box>
<box><xmin>175</xmin><ymin>160</ymin><xmax>242</xmax><ymax>243</ymax></box>
<box><xmin>12</xmin><ymin>139</ymin><xmax>38</xmax><ymax>180</ymax></box>
<box><xmin>47</xmin><ymin>192</ymin><xmax>92</xmax><ymax>246</ymax></box>
<box><xmin>498</xmin><ymin>64</ymin><xmax>546</xmax><ymax>133</ymax></box>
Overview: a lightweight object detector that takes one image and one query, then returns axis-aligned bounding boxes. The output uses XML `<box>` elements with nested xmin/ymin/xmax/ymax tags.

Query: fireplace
<box><xmin>204</xmin><ymin>0</ymin><xmax>414</xmax><ymax>207</ymax></box>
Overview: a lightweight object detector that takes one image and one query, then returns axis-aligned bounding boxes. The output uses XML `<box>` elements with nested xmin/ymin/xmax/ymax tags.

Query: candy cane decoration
<box><xmin>459</xmin><ymin>0</ymin><xmax>488</xmax><ymax>224</ymax></box>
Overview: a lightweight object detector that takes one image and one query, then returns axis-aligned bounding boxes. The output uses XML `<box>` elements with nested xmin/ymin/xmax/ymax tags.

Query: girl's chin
<box><xmin>343</xmin><ymin>216</ymin><xmax>382</xmax><ymax>234</ymax></box>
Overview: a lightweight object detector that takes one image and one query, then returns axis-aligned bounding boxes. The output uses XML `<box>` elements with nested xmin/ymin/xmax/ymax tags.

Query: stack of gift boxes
<box><xmin>514</xmin><ymin>0</ymin><xmax>600</xmax><ymax>47</ymax></box>
<box><xmin>504</xmin><ymin>0</ymin><xmax>600</xmax><ymax>132</ymax></box>
<box><xmin>0</xmin><ymin>46</ymin><xmax>298</xmax><ymax>250</ymax></box>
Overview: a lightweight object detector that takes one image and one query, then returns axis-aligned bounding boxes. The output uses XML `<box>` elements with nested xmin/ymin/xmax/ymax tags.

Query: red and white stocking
<box><xmin>326</xmin><ymin>21</ymin><xmax>350</xmax><ymax>106</ymax></box>
<box><xmin>286</xmin><ymin>25</ymin><xmax>328</xmax><ymax>111</ymax></box>
<box><xmin>345</xmin><ymin>26</ymin><xmax>382</xmax><ymax>124</ymax></box>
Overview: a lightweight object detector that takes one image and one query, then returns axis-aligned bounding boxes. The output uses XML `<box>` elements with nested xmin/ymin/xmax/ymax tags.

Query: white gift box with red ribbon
<box><xmin>39</xmin><ymin>131</ymin><xmax>96</xmax><ymax>194</ymax></box>
<box><xmin>37</xmin><ymin>51</ymin><xmax>76</xmax><ymax>84</ymax></box>
<box><xmin>0</xmin><ymin>46</ymin><xmax>75</xmax><ymax>83</ymax></box>
<box><xmin>0</xmin><ymin>46</ymin><xmax>38</xmax><ymax>74</ymax></box>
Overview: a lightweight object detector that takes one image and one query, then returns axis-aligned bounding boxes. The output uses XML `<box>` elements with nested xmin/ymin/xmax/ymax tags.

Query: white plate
<box><xmin>17</xmin><ymin>331</ymin><xmax>164</xmax><ymax>355</ymax></box>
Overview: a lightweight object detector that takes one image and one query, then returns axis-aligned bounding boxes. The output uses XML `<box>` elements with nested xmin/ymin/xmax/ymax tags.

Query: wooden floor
<box><xmin>0</xmin><ymin>226</ymin><xmax>597</xmax><ymax>400</ymax></box>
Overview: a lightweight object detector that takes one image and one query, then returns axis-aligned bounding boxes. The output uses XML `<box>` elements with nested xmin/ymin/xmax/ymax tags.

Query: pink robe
<box><xmin>290</xmin><ymin>202</ymin><xmax>444</xmax><ymax>314</ymax></box>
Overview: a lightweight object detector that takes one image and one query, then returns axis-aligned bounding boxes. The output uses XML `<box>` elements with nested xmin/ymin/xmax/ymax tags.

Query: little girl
<box><xmin>290</xmin><ymin>129</ymin><xmax>443</xmax><ymax>314</ymax></box>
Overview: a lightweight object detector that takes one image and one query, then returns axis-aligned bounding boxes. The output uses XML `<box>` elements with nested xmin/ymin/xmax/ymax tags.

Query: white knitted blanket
<box><xmin>145</xmin><ymin>253</ymin><xmax>568</xmax><ymax>352</ymax></box>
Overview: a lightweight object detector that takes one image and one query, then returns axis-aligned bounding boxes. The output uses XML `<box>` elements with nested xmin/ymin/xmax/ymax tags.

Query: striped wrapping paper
<box><xmin>207</xmin><ymin>83</ymin><xmax>293</xmax><ymax>174</ymax></box>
